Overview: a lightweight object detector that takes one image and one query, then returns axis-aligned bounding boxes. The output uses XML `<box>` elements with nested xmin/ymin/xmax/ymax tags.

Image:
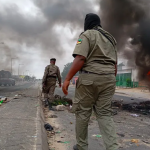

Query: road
<box><xmin>0</xmin><ymin>82</ymin><xmax>34</xmax><ymax>96</ymax></box>
<box><xmin>55</xmin><ymin>86</ymin><xmax>149</xmax><ymax>104</ymax></box>
<box><xmin>44</xmin><ymin>86</ymin><xmax>150</xmax><ymax>150</ymax></box>
<box><xmin>0</xmin><ymin>82</ymin><xmax>48</xmax><ymax>150</ymax></box>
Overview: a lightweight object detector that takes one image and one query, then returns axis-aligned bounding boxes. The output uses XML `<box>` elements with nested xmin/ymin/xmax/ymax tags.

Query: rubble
<box><xmin>44</xmin><ymin>123</ymin><xmax>53</xmax><ymax>131</ymax></box>
<box><xmin>0</xmin><ymin>96</ymin><xmax>8</xmax><ymax>105</ymax></box>
<box><xmin>112</xmin><ymin>100</ymin><xmax>150</xmax><ymax>115</ymax></box>
<box><xmin>53</xmin><ymin>95</ymin><xmax>73</xmax><ymax>106</ymax></box>
<box><xmin>56</xmin><ymin>105</ymin><xmax>66</xmax><ymax>111</ymax></box>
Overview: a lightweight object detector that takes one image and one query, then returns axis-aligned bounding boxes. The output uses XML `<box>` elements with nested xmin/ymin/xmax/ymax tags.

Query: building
<box><xmin>116</xmin><ymin>63</ymin><xmax>139</xmax><ymax>88</ymax></box>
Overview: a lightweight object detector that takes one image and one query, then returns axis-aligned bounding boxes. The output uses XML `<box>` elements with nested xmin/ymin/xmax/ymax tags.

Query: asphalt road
<box><xmin>0</xmin><ymin>82</ymin><xmax>34</xmax><ymax>95</ymax></box>
<box><xmin>0</xmin><ymin>83</ymin><xmax>47</xmax><ymax>150</ymax></box>
<box><xmin>46</xmin><ymin>86</ymin><xmax>150</xmax><ymax>150</ymax></box>
<box><xmin>55</xmin><ymin>86</ymin><xmax>148</xmax><ymax>104</ymax></box>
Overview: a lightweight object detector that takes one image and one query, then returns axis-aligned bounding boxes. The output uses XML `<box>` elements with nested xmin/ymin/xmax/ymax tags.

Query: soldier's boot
<box><xmin>44</xmin><ymin>99</ymin><xmax>49</xmax><ymax>107</ymax></box>
<box><xmin>73</xmin><ymin>145</ymin><xmax>79</xmax><ymax>150</ymax></box>
<box><xmin>48</xmin><ymin>102</ymin><xmax>55</xmax><ymax>111</ymax></box>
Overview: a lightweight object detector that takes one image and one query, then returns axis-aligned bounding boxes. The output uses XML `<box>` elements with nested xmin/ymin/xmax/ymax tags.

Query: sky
<box><xmin>0</xmin><ymin>0</ymin><xmax>99</xmax><ymax>78</ymax></box>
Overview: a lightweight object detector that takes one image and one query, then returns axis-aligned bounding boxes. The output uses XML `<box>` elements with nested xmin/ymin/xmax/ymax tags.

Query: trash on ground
<box><xmin>130</xmin><ymin>114</ymin><xmax>139</xmax><ymax>117</ymax></box>
<box><xmin>112</xmin><ymin>109</ymin><xmax>118</xmax><ymax>115</ymax></box>
<box><xmin>0</xmin><ymin>100</ymin><xmax>3</xmax><ymax>104</ymax></box>
<box><xmin>32</xmin><ymin>136</ymin><xmax>37</xmax><ymax>138</ymax></box>
<box><xmin>117</xmin><ymin>133</ymin><xmax>125</xmax><ymax>137</ymax></box>
<box><xmin>44</xmin><ymin>123</ymin><xmax>53</xmax><ymax>131</ymax></box>
<box><xmin>55</xmin><ymin>131</ymin><xmax>61</xmax><ymax>134</ymax></box>
<box><xmin>0</xmin><ymin>97</ymin><xmax>7</xmax><ymax>101</ymax></box>
<box><xmin>49</xmin><ymin>115</ymin><xmax>58</xmax><ymax>118</ymax></box>
<box><xmin>112</xmin><ymin>100</ymin><xmax>150</xmax><ymax>115</ymax></box>
<box><xmin>131</xmin><ymin>139</ymin><xmax>139</xmax><ymax>143</ymax></box>
<box><xmin>0</xmin><ymin>96</ymin><xmax>5</xmax><ymax>99</ymax></box>
<box><xmin>52</xmin><ymin>95</ymin><xmax>72</xmax><ymax>106</ymax></box>
<box><xmin>92</xmin><ymin>134</ymin><xmax>102</xmax><ymax>138</ymax></box>
<box><xmin>57</xmin><ymin>141</ymin><xmax>70</xmax><ymax>144</ymax></box>
<box><xmin>13</xmin><ymin>97</ymin><xmax>19</xmax><ymax>99</ymax></box>
<box><xmin>35</xmin><ymin>104</ymin><xmax>40</xmax><ymax>107</ymax></box>
<box><xmin>56</xmin><ymin>105</ymin><xmax>66</xmax><ymax>111</ymax></box>
<box><xmin>142</xmin><ymin>140</ymin><xmax>150</xmax><ymax>144</ymax></box>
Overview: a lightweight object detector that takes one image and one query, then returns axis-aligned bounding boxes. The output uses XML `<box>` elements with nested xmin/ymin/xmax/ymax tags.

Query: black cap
<box><xmin>84</xmin><ymin>13</ymin><xmax>101</xmax><ymax>31</ymax></box>
<box><xmin>50</xmin><ymin>58</ymin><xmax>56</xmax><ymax>61</ymax></box>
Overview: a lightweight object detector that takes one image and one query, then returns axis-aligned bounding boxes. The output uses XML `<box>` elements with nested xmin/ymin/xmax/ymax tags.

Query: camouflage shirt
<box><xmin>42</xmin><ymin>64</ymin><xmax>61</xmax><ymax>84</ymax></box>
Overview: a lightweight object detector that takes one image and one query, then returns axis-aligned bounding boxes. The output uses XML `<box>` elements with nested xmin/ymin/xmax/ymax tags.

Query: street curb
<box><xmin>36</xmin><ymin>90</ymin><xmax>49</xmax><ymax>150</ymax></box>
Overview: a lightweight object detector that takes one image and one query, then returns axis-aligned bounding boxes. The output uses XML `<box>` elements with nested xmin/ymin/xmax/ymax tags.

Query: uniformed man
<box><xmin>62</xmin><ymin>13</ymin><xmax>118</xmax><ymax>150</ymax></box>
<box><xmin>42</xmin><ymin>58</ymin><xmax>61</xmax><ymax>110</ymax></box>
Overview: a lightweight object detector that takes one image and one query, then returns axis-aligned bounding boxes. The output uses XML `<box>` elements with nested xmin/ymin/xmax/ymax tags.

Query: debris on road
<box><xmin>92</xmin><ymin>134</ymin><xmax>102</xmax><ymax>138</ymax></box>
<box><xmin>112</xmin><ymin>109</ymin><xmax>118</xmax><ymax>115</ymax></box>
<box><xmin>0</xmin><ymin>97</ymin><xmax>7</xmax><ymax>101</ymax></box>
<box><xmin>130</xmin><ymin>114</ymin><xmax>139</xmax><ymax>117</ymax></box>
<box><xmin>112</xmin><ymin>100</ymin><xmax>150</xmax><ymax>115</ymax></box>
<box><xmin>56</xmin><ymin>105</ymin><xmax>66</xmax><ymax>111</ymax></box>
<box><xmin>117</xmin><ymin>133</ymin><xmax>125</xmax><ymax>137</ymax></box>
<box><xmin>14</xmin><ymin>94</ymin><xmax>20</xmax><ymax>99</ymax></box>
<box><xmin>131</xmin><ymin>139</ymin><xmax>139</xmax><ymax>143</ymax></box>
<box><xmin>52</xmin><ymin>95</ymin><xmax>72</xmax><ymax>106</ymax></box>
<box><xmin>49</xmin><ymin>115</ymin><xmax>58</xmax><ymax>118</ymax></box>
<box><xmin>0</xmin><ymin>96</ymin><xmax>8</xmax><ymax>105</ymax></box>
<box><xmin>55</xmin><ymin>131</ymin><xmax>61</xmax><ymax>134</ymax></box>
<box><xmin>57</xmin><ymin>141</ymin><xmax>70</xmax><ymax>144</ymax></box>
<box><xmin>44</xmin><ymin>123</ymin><xmax>53</xmax><ymax>131</ymax></box>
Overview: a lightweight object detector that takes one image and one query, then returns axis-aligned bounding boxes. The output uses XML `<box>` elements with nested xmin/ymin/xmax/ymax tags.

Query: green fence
<box><xmin>116</xmin><ymin>73</ymin><xmax>139</xmax><ymax>88</ymax></box>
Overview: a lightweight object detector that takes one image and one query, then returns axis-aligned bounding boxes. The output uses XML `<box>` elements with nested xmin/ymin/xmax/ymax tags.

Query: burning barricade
<box><xmin>112</xmin><ymin>100</ymin><xmax>150</xmax><ymax>115</ymax></box>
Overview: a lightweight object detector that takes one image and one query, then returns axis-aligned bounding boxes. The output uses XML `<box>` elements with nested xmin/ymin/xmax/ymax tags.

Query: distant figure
<box><xmin>42</xmin><ymin>58</ymin><xmax>61</xmax><ymax>110</ymax></box>
<box><xmin>62</xmin><ymin>13</ymin><xmax>118</xmax><ymax>150</ymax></box>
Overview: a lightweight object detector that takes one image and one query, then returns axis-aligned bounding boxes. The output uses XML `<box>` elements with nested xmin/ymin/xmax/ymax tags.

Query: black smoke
<box><xmin>100</xmin><ymin>0</ymin><xmax>150</xmax><ymax>83</ymax></box>
<box><xmin>0</xmin><ymin>0</ymin><xmax>97</xmax><ymax>75</ymax></box>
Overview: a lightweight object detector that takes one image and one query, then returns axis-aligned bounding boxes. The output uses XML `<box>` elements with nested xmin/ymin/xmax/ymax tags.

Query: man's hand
<box><xmin>62</xmin><ymin>80</ymin><xmax>70</xmax><ymax>95</ymax></box>
<box><xmin>42</xmin><ymin>83</ymin><xmax>46</xmax><ymax>90</ymax></box>
<box><xmin>62</xmin><ymin>55</ymin><xmax>85</xmax><ymax>95</ymax></box>
<box><xmin>59</xmin><ymin>83</ymin><xmax>61</xmax><ymax>88</ymax></box>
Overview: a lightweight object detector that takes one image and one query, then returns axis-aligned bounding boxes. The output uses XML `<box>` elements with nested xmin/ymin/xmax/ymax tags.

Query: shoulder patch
<box><xmin>77</xmin><ymin>39</ymin><xmax>82</xmax><ymax>45</ymax></box>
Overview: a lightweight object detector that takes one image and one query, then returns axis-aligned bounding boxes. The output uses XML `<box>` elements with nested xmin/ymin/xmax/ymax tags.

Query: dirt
<box><xmin>42</xmin><ymin>103</ymin><xmax>150</xmax><ymax>150</ymax></box>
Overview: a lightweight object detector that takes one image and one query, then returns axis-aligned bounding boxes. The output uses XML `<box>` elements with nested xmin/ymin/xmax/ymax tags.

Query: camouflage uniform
<box><xmin>72</xmin><ymin>26</ymin><xmax>118</xmax><ymax>150</ymax></box>
<box><xmin>42</xmin><ymin>64</ymin><xmax>61</xmax><ymax>102</ymax></box>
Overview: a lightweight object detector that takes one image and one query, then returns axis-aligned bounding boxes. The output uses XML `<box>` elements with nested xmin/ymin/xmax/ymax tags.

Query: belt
<box><xmin>79</xmin><ymin>70</ymin><xmax>114</xmax><ymax>75</ymax></box>
<box><xmin>47</xmin><ymin>76</ymin><xmax>56</xmax><ymax>78</ymax></box>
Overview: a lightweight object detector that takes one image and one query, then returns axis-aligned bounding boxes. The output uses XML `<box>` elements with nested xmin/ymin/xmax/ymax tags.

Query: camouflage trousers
<box><xmin>43</xmin><ymin>78</ymin><xmax>56</xmax><ymax>102</ymax></box>
<box><xmin>72</xmin><ymin>73</ymin><xmax>118</xmax><ymax>150</ymax></box>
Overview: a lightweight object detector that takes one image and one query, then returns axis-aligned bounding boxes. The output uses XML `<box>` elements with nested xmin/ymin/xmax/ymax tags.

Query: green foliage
<box><xmin>126</xmin><ymin>78</ymin><xmax>131</xmax><ymax>87</ymax></box>
<box><xmin>52</xmin><ymin>99</ymin><xmax>68</xmax><ymax>106</ymax></box>
<box><xmin>61</xmin><ymin>62</ymin><xmax>79</xmax><ymax>81</ymax></box>
<box><xmin>61</xmin><ymin>62</ymin><xmax>73</xmax><ymax>81</ymax></box>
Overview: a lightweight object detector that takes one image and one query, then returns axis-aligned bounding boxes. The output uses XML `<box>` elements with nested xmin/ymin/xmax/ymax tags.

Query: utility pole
<box><xmin>18</xmin><ymin>64</ymin><xmax>24</xmax><ymax>76</ymax></box>
<box><xmin>26</xmin><ymin>70</ymin><xmax>29</xmax><ymax>76</ymax></box>
<box><xmin>11</xmin><ymin>58</ymin><xmax>18</xmax><ymax>75</ymax></box>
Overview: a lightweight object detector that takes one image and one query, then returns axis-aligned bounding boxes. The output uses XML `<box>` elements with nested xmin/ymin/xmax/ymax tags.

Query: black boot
<box><xmin>48</xmin><ymin>102</ymin><xmax>55</xmax><ymax>111</ymax></box>
<box><xmin>73</xmin><ymin>145</ymin><xmax>79</xmax><ymax>150</ymax></box>
<box><xmin>44</xmin><ymin>99</ymin><xmax>49</xmax><ymax>107</ymax></box>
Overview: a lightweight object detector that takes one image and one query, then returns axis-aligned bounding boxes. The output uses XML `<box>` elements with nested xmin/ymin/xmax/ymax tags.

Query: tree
<box><xmin>61</xmin><ymin>62</ymin><xmax>79</xmax><ymax>81</ymax></box>
<box><xmin>61</xmin><ymin>62</ymin><xmax>73</xmax><ymax>81</ymax></box>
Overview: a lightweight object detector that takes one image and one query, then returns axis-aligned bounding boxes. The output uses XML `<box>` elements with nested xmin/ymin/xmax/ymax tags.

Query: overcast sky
<box><xmin>0</xmin><ymin>0</ymin><xmax>100</xmax><ymax>78</ymax></box>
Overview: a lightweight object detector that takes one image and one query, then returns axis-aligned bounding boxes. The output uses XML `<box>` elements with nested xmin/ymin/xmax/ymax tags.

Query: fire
<box><xmin>147</xmin><ymin>71</ymin><xmax>150</xmax><ymax>76</ymax></box>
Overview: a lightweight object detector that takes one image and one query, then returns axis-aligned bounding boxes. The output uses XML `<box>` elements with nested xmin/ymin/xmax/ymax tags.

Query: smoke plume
<box><xmin>100</xmin><ymin>0</ymin><xmax>150</xmax><ymax>84</ymax></box>
<box><xmin>0</xmin><ymin>0</ymin><xmax>97</xmax><ymax>76</ymax></box>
